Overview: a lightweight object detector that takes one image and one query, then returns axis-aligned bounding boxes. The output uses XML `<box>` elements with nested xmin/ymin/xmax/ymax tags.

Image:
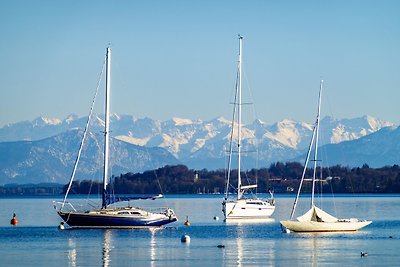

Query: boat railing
<box><xmin>268</xmin><ymin>198</ymin><xmax>275</xmax><ymax>206</ymax></box>
<box><xmin>149</xmin><ymin>207</ymin><xmax>176</xmax><ymax>216</ymax></box>
<box><xmin>53</xmin><ymin>201</ymin><xmax>79</xmax><ymax>212</ymax></box>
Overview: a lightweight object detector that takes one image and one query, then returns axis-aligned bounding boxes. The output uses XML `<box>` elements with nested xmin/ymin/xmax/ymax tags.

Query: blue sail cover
<box><xmin>106</xmin><ymin>194</ymin><xmax>164</xmax><ymax>206</ymax></box>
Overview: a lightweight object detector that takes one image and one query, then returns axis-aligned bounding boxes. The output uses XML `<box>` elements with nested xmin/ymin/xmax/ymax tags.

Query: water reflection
<box><xmin>149</xmin><ymin>228</ymin><xmax>158</xmax><ymax>267</ymax></box>
<box><xmin>102</xmin><ymin>230</ymin><xmax>112</xmax><ymax>267</ymax></box>
<box><xmin>224</xmin><ymin>219</ymin><xmax>276</xmax><ymax>266</ymax></box>
<box><xmin>236</xmin><ymin>237</ymin><xmax>243</xmax><ymax>267</ymax></box>
<box><xmin>1</xmin><ymin>196</ymin><xmax>398</xmax><ymax>266</ymax></box>
<box><xmin>284</xmin><ymin>233</ymin><xmax>348</xmax><ymax>266</ymax></box>
<box><xmin>224</xmin><ymin>218</ymin><xmax>275</xmax><ymax>225</ymax></box>
<box><xmin>67</xmin><ymin>238</ymin><xmax>77</xmax><ymax>267</ymax></box>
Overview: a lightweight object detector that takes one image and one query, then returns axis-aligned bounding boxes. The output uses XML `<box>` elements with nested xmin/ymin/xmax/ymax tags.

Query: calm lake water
<box><xmin>0</xmin><ymin>194</ymin><xmax>399</xmax><ymax>266</ymax></box>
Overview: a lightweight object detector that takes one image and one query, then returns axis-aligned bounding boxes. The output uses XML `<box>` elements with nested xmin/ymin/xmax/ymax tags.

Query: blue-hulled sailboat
<box><xmin>54</xmin><ymin>47</ymin><xmax>177</xmax><ymax>228</ymax></box>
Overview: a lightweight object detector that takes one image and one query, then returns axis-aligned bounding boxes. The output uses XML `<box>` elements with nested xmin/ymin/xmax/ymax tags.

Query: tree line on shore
<box><xmin>2</xmin><ymin>163</ymin><xmax>400</xmax><ymax>195</ymax></box>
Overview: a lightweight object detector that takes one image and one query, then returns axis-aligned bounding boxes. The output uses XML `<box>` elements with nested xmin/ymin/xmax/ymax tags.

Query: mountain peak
<box><xmin>64</xmin><ymin>114</ymin><xmax>79</xmax><ymax>124</ymax></box>
<box><xmin>276</xmin><ymin>119</ymin><xmax>297</xmax><ymax>128</ymax></box>
<box><xmin>170</xmin><ymin>117</ymin><xmax>195</xmax><ymax>126</ymax></box>
<box><xmin>212</xmin><ymin>116</ymin><xmax>230</xmax><ymax>125</ymax></box>
<box><xmin>253</xmin><ymin>118</ymin><xmax>265</xmax><ymax>125</ymax></box>
<box><xmin>33</xmin><ymin>116</ymin><xmax>61</xmax><ymax>126</ymax></box>
<box><xmin>363</xmin><ymin>115</ymin><xmax>394</xmax><ymax>130</ymax></box>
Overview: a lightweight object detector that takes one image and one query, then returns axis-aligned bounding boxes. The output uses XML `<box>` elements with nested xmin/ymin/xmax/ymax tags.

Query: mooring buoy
<box><xmin>10</xmin><ymin>213</ymin><xmax>18</xmax><ymax>226</ymax></box>
<box><xmin>58</xmin><ymin>222</ymin><xmax>65</xmax><ymax>230</ymax></box>
<box><xmin>181</xmin><ymin>234</ymin><xmax>191</xmax><ymax>243</ymax></box>
<box><xmin>184</xmin><ymin>216</ymin><xmax>190</xmax><ymax>226</ymax></box>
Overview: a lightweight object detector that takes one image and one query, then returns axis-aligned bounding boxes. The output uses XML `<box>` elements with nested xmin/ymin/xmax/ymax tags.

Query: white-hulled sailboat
<box><xmin>53</xmin><ymin>47</ymin><xmax>177</xmax><ymax>228</ymax></box>
<box><xmin>222</xmin><ymin>35</ymin><xmax>275</xmax><ymax>221</ymax></box>
<box><xmin>280</xmin><ymin>80</ymin><xmax>372</xmax><ymax>232</ymax></box>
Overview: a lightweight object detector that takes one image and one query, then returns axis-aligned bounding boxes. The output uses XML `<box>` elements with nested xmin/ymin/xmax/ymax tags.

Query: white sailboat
<box><xmin>280</xmin><ymin>80</ymin><xmax>372</xmax><ymax>232</ymax></box>
<box><xmin>53</xmin><ymin>47</ymin><xmax>177</xmax><ymax>228</ymax></box>
<box><xmin>222</xmin><ymin>35</ymin><xmax>275</xmax><ymax>220</ymax></box>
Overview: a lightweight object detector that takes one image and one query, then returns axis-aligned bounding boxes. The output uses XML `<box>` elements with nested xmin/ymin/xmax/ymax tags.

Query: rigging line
<box><xmin>84</xmin><ymin>136</ymin><xmax>102</xmax><ymax>206</ymax></box>
<box><xmin>327</xmin><ymin>166</ymin><xmax>338</xmax><ymax>217</ymax></box>
<box><xmin>319</xmin><ymin>166</ymin><xmax>326</xmax><ymax>208</ymax></box>
<box><xmin>139</xmin><ymin>141</ymin><xmax>169</xmax><ymax>207</ymax></box>
<box><xmin>317</xmin><ymin>85</ymin><xmax>338</xmax><ymax>215</ymax></box>
<box><xmin>289</xmin><ymin>119</ymin><xmax>318</xmax><ymax>220</ymax></box>
<box><xmin>86</xmin><ymin>176</ymin><xmax>95</xmax><ymax>206</ymax></box>
<box><xmin>318</xmin><ymin>130</ymin><xmax>327</xmax><ymax>210</ymax></box>
<box><xmin>96</xmin><ymin>137</ymin><xmax>104</xmax><ymax>202</ymax></box>
<box><xmin>224</xmin><ymin>145</ymin><xmax>228</xmax><ymax>194</ymax></box>
<box><xmin>154</xmin><ymin>168</ymin><xmax>168</xmax><ymax>208</ymax></box>
<box><xmin>244</xmin><ymin>109</ymin><xmax>261</xmax><ymax>196</ymax></box>
<box><xmin>311</xmin><ymin>80</ymin><xmax>323</xmax><ymax>207</ymax></box>
<box><xmin>225</xmin><ymin>64</ymin><xmax>240</xmax><ymax>199</ymax></box>
<box><xmin>242</xmin><ymin>64</ymin><xmax>258</xmax><ymax>120</ymax></box>
<box><xmin>319</xmin><ymin>129</ymin><xmax>340</xmax><ymax>216</ymax></box>
<box><xmin>239</xmin><ymin>49</ymin><xmax>262</xmax><ymax>196</ymax></box>
<box><xmin>61</xmin><ymin>57</ymin><xmax>106</xmax><ymax>210</ymax></box>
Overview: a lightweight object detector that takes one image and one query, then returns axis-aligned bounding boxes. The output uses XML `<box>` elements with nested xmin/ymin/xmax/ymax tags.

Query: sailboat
<box><xmin>53</xmin><ymin>47</ymin><xmax>178</xmax><ymax>228</ymax></box>
<box><xmin>222</xmin><ymin>35</ymin><xmax>275</xmax><ymax>220</ymax></box>
<box><xmin>280</xmin><ymin>80</ymin><xmax>372</xmax><ymax>232</ymax></box>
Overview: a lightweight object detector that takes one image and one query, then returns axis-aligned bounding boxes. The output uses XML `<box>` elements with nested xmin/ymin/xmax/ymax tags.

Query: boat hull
<box><xmin>223</xmin><ymin>198</ymin><xmax>275</xmax><ymax>220</ymax></box>
<box><xmin>58</xmin><ymin>211</ymin><xmax>177</xmax><ymax>228</ymax></box>
<box><xmin>280</xmin><ymin>220</ymin><xmax>372</xmax><ymax>232</ymax></box>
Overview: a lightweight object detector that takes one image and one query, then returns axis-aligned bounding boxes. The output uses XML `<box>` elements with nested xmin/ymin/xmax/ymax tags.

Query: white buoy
<box><xmin>181</xmin><ymin>234</ymin><xmax>191</xmax><ymax>243</ymax></box>
<box><xmin>58</xmin><ymin>222</ymin><xmax>65</xmax><ymax>230</ymax></box>
<box><xmin>213</xmin><ymin>216</ymin><xmax>219</xmax><ymax>221</ymax></box>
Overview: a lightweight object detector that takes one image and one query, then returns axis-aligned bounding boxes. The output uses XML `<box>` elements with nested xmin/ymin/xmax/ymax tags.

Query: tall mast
<box><xmin>237</xmin><ymin>35</ymin><xmax>243</xmax><ymax>200</ymax></box>
<box><xmin>102</xmin><ymin>47</ymin><xmax>111</xmax><ymax>209</ymax></box>
<box><xmin>311</xmin><ymin>80</ymin><xmax>323</xmax><ymax>207</ymax></box>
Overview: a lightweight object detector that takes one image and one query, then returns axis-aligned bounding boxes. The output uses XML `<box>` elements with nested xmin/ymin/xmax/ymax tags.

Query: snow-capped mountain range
<box><xmin>0</xmin><ymin>128</ymin><xmax>178</xmax><ymax>185</ymax></box>
<box><xmin>0</xmin><ymin>114</ymin><xmax>397</xmax><ymax>184</ymax></box>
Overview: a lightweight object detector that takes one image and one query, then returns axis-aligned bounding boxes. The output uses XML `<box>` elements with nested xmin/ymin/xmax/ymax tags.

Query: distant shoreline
<box><xmin>1</xmin><ymin>183</ymin><xmax>400</xmax><ymax>198</ymax></box>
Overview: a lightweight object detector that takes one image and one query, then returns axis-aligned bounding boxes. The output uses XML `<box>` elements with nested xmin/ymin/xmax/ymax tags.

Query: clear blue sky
<box><xmin>1</xmin><ymin>0</ymin><xmax>399</xmax><ymax>127</ymax></box>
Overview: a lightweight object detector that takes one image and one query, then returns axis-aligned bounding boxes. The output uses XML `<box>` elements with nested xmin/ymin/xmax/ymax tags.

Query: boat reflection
<box><xmin>102</xmin><ymin>230</ymin><xmax>112</xmax><ymax>267</ymax></box>
<box><xmin>224</xmin><ymin>218</ymin><xmax>275</xmax><ymax>225</ymax></box>
<box><xmin>276</xmin><ymin>233</ymin><xmax>352</xmax><ymax>266</ymax></box>
<box><xmin>149</xmin><ymin>228</ymin><xmax>160</xmax><ymax>267</ymax></box>
<box><xmin>236</xmin><ymin>237</ymin><xmax>243</xmax><ymax>267</ymax></box>
<box><xmin>67</xmin><ymin>238</ymin><xmax>77</xmax><ymax>267</ymax></box>
<box><xmin>223</xmin><ymin>219</ymin><xmax>275</xmax><ymax>266</ymax></box>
